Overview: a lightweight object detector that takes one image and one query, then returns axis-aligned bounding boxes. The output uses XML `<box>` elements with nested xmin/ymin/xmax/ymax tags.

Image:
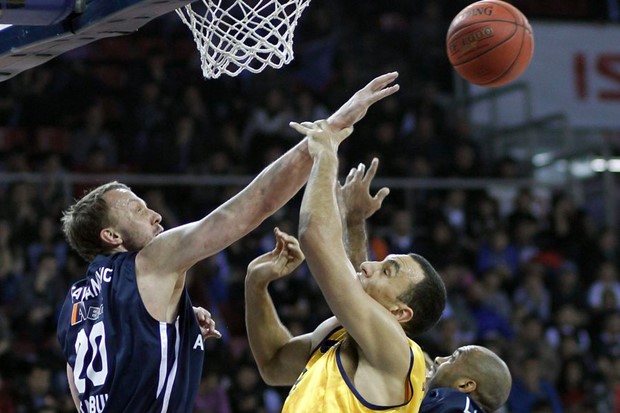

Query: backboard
<box><xmin>0</xmin><ymin>0</ymin><xmax>196</xmax><ymax>82</ymax></box>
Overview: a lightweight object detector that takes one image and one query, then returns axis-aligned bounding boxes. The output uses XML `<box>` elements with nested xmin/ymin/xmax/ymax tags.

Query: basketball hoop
<box><xmin>176</xmin><ymin>0</ymin><xmax>311</xmax><ymax>79</ymax></box>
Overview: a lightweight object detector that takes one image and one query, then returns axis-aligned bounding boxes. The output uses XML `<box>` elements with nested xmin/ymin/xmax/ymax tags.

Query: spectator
<box><xmin>476</xmin><ymin>227</ymin><xmax>520</xmax><ymax>279</ymax></box>
<box><xmin>514</xmin><ymin>315</ymin><xmax>561</xmax><ymax>382</ymax></box>
<box><xmin>26</xmin><ymin>215</ymin><xmax>68</xmax><ymax>273</ymax></box>
<box><xmin>557</xmin><ymin>356</ymin><xmax>589</xmax><ymax>413</ymax></box>
<box><xmin>193</xmin><ymin>368</ymin><xmax>232</xmax><ymax>413</ymax></box>
<box><xmin>591</xmin><ymin>311</ymin><xmax>620</xmax><ymax>359</ymax></box>
<box><xmin>0</xmin><ymin>219</ymin><xmax>23</xmax><ymax>308</ymax></box>
<box><xmin>551</xmin><ymin>261</ymin><xmax>588</xmax><ymax>311</ymax></box>
<box><xmin>546</xmin><ymin>304</ymin><xmax>591</xmax><ymax>357</ymax></box>
<box><xmin>513</xmin><ymin>263</ymin><xmax>552</xmax><ymax>322</ymax></box>
<box><xmin>588</xmin><ymin>261</ymin><xmax>620</xmax><ymax>311</ymax></box>
<box><xmin>508</xmin><ymin>354</ymin><xmax>564</xmax><ymax>413</ymax></box>
<box><xmin>466</xmin><ymin>280</ymin><xmax>515</xmax><ymax>342</ymax></box>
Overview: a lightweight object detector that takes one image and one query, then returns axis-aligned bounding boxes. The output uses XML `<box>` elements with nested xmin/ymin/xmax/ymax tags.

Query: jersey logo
<box><xmin>193</xmin><ymin>334</ymin><xmax>204</xmax><ymax>351</ymax></box>
<box><xmin>71</xmin><ymin>303</ymin><xmax>104</xmax><ymax>326</ymax></box>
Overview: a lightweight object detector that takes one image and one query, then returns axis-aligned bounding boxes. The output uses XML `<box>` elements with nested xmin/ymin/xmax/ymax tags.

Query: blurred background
<box><xmin>0</xmin><ymin>0</ymin><xmax>619</xmax><ymax>412</ymax></box>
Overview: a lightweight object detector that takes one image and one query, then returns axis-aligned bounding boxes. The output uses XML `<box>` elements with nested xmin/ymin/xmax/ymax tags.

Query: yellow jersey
<box><xmin>282</xmin><ymin>327</ymin><xmax>426</xmax><ymax>413</ymax></box>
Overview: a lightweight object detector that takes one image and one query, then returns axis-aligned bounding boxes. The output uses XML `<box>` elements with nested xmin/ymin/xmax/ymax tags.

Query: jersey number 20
<box><xmin>74</xmin><ymin>321</ymin><xmax>109</xmax><ymax>393</ymax></box>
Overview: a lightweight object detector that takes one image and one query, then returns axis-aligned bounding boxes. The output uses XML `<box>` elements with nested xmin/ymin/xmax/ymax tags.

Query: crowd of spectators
<box><xmin>0</xmin><ymin>1</ymin><xmax>619</xmax><ymax>412</ymax></box>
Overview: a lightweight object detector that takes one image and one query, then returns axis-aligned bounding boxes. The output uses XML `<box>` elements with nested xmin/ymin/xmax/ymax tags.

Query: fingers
<box><xmin>289</xmin><ymin>121</ymin><xmax>312</xmax><ymax>136</ymax></box>
<box><xmin>290</xmin><ymin>120</ymin><xmax>353</xmax><ymax>144</ymax></box>
<box><xmin>337</xmin><ymin>126</ymin><xmax>354</xmax><ymax>142</ymax></box>
<box><xmin>367</xmin><ymin>71</ymin><xmax>399</xmax><ymax>91</ymax></box>
<box><xmin>203</xmin><ymin>325</ymin><xmax>222</xmax><ymax>340</ymax></box>
<box><xmin>193</xmin><ymin>306</ymin><xmax>208</xmax><ymax>321</ymax></box>
<box><xmin>363</xmin><ymin>158</ymin><xmax>380</xmax><ymax>183</ymax></box>
<box><xmin>374</xmin><ymin>187</ymin><xmax>390</xmax><ymax>205</ymax></box>
<box><xmin>275</xmin><ymin>228</ymin><xmax>301</xmax><ymax>252</ymax></box>
<box><xmin>273</xmin><ymin>226</ymin><xmax>285</xmax><ymax>251</ymax></box>
<box><xmin>194</xmin><ymin>307</ymin><xmax>222</xmax><ymax>340</ymax></box>
<box><xmin>344</xmin><ymin>167</ymin><xmax>356</xmax><ymax>184</ymax></box>
<box><xmin>374</xmin><ymin>84</ymin><xmax>400</xmax><ymax>101</ymax></box>
<box><xmin>203</xmin><ymin>317</ymin><xmax>222</xmax><ymax>339</ymax></box>
<box><xmin>345</xmin><ymin>159</ymin><xmax>377</xmax><ymax>185</ymax></box>
<box><xmin>274</xmin><ymin>226</ymin><xmax>293</xmax><ymax>242</ymax></box>
<box><xmin>364</xmin><ymin>72</ymin><xmax>400</xmax><ymax>105</ymax></box>
<box><xmin>289</xmin><ymin>121</ymin><xmax>321</xmax><ymax>136</ymax></box>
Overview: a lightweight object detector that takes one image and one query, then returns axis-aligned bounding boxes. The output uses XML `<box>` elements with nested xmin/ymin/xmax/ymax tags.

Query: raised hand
<box><xmin>246</xmin><ymin>227</ymin><xmax>305</xmax><ymax>284</ymax></box>
<box><xmin>327</xmin><ymin>72</ymin><xmax>400</xmax><ymax>130</ymax></box>
<box><xmin>338</xmin><ymin>158</ymin><xmax>390</xmax><ymax>223</ymax></box>
<box><xmin>289</xmin><ymin>119</ymin><xmax>353</xmax><ymax>158</ymax></box>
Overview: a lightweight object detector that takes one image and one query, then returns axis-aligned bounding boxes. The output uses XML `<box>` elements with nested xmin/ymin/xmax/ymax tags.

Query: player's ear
<box><xmin>392</xmin><ymin>305</ymin><xmax>413</xmax><ymax>323</ymax></box>
<box><xmin>455</xmin><ymin>378</ymin><xmax>477</xmax><ymax>394</ymax></box>
<box><xmin>100</xmin><ymin>228</ymin><xmax>122</xmax><ymax>247</ymax></box>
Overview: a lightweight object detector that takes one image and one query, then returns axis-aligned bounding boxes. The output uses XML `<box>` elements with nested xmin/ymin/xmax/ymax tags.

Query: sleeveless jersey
<box><xmin>421</xmin><ymin>388</ymin><xmax>485</xmax><ymax>413</ymax></box>
<box><xmin>57</xmin><ymin>252</ymin><xmax>205</xmax><ymax>413</ymax></box>
<box><xmin>282</xmin><ymin>327</ymin><xmax>426</xmax><ymax>413</ymax></box>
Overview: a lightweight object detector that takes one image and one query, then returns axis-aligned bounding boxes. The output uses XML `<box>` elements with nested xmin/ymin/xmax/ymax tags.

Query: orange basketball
<box><xmin>446</xmin><ymin>0</ymin><xmax>534</xmax><ymax>88</ymax></box>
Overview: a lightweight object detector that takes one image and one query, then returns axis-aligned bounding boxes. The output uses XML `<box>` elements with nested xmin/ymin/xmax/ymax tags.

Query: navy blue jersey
<box><xmin>57</xmin><ymin>252</ymin><xmax>205</xmax><ymax>413</ymax></box>
<box><xmin>421</xmin><ymin>388</ymin><xmax>485</xmax><ymax>413</ymax></box>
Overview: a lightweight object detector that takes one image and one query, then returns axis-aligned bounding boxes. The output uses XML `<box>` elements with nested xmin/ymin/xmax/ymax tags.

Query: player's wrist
<box><xmin>245</xmin><ymin>272</ymin><xmax>271</xmax><ymax>289</ymax></box>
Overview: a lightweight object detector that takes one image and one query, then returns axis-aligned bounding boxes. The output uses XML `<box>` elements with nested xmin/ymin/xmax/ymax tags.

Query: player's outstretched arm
<box><xmin>297</xmin><ymin>121</ymin><xmax>411</xmax><ymax>377</ymax></box>
<box><xmin>244</xmin><ymin>228</ymin><xmax>310</xmax><ymax>385</ymax></box>
<box><xmin>138</xmin><ymin>73</ymin><xmax>400</xmax><ymax>277</ymax></box>
<box><xmin>245</xmin><ymin>228</ymin><xmax>346</xmax><ymax>386</ymax></box>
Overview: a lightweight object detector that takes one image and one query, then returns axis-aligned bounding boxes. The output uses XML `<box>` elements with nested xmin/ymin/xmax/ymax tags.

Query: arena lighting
<box><xmin>532</xmin><ymin>152</ymin><xmax>553</xmax><ymax>166</ymax></box>
<box><xmin>590</xmin><ymin>158</ymin><xmax>620</xmax><ymax>172</ymax></box>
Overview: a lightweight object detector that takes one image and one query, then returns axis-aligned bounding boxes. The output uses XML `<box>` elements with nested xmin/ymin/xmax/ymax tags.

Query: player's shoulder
<box><xmin>421</xmin><ymin>388</ymin><xmax>485</xmax><ymax>413</ymax></box>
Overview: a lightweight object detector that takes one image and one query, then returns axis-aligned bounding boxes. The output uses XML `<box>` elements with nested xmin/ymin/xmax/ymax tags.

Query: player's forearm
<box><xmin>244</xmin><ymin>277</ymin><xmax>293</xmax><ymax>379</ymax></box>
<box><xmin>344</xmin><ymin>219</ymin><xmax>368</xmax><ymax>270</ymax></box>
<box><xmin>244</xmin><ymin>138</ymin><xmax>312</xmax><ymax>216</ymax></box>
<box><xmin>299</xmin><ymin>151</ymin><xmax>342</xmax><ymax>244</ymax></box>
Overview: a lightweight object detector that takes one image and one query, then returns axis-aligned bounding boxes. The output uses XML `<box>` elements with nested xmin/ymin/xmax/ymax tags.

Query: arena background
<box><xmin>0</xmin><ymin>1</ymin><xmax>619</xmax><ymax>412</ymax></box>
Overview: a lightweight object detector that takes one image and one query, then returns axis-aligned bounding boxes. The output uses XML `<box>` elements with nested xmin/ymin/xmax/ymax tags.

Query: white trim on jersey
<box><xmin>161</xmin><ymin>318</ymin><xmax>181</xmax><ymax>413</ymax></box>
<box><xmin>156</xmin><ymin>323</ymin><xmax>168</xmax><ymax>397</ymax></box>
<box><xmin>464</xmin><ymin>396</ymin><xmax>478</xmax><ymax>413</ymax></box>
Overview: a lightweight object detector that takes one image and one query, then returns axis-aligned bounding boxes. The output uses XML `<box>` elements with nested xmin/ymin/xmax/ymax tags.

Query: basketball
<box><xmin>446</xmin><ymin>0</ymin><xmax>534</xmax><ymax>88</ymax></box>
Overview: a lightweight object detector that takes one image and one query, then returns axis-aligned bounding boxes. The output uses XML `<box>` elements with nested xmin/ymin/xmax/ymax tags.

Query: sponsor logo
<box><xmin>459</xmin><ymin>6</ymin><xmax>493</xmax><ymax>20</ymax></box>
<box><xmin>71</xmin><ymin>303</ymin><xmax>104</xmax><ymax>326</ymax></box>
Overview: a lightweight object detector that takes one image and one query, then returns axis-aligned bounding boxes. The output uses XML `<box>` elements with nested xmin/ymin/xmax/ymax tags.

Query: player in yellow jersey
<box><xmin>245</xmin><ymin>119</ymin><xmax>447</xmax><ymax>412</ymax></box>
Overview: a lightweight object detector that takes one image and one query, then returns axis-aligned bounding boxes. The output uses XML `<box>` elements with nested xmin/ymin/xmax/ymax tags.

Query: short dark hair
<box><xmin>398</xmin><ymin>253</ymin><xmax>446</xmax><ymax>337</ymax></box>
<box><xmin>61</xmin><ymin>182</ymin><xmax>130</xmax><ymax>261</ymax></box>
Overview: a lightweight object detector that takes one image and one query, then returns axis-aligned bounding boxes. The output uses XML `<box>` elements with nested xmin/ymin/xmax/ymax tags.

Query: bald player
<box><xmin>422</xmin><ymin>345</ymin><xmax>512</xmax><ymax>413</ymax></box>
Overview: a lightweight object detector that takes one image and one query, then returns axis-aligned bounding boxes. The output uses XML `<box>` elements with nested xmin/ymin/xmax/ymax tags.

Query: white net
<box><xmin>176</xmin><ymin>0</ymin><xmax>311</xmax><ymax>79</ymax></box>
